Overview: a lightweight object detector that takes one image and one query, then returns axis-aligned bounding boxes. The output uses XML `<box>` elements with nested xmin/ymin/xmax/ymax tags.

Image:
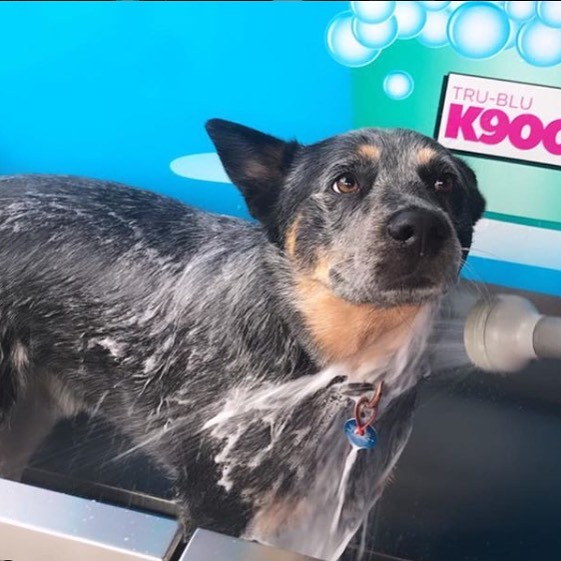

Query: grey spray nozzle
<box><xmin>464</xmin><ymin>294</ymin><xmax>561</xmax><ymax>373</ymax></box>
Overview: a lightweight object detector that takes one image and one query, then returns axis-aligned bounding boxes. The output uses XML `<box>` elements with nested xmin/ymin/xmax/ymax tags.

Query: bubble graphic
<box><xmin>537</xmin><ymin>1</ymin><xmax>561</xmax><ymax>28</ymax></box>
<box><xmin>505</xmin><ymin>1</ymin><xmax>537</xmax><ymax>22</ymax></box>
<box><xmin>351</xmin><ymin>1</ymin><xmax>396</xmax><ymax>24</ymax></box>
<box><xmin>326</xmin><ymin>11</ymin><xmax>380</xmax><ymax>67</ymax></box>
<box><xmin>417</xmin><ymin>9</ymin><xmax>451</xmax><ymax>47</ymax></box>
<box><xmin>505</xmin><ymin>18</ymin><xmax>523</xmax><ymax>49</ymax></box>
<box><xmin>448</xmin><ymin>1</ymin><xmax>505</xmax><ymax>11</ymax></box>
<box><xmin>448</xmin><ymin>2</ymin><xmax>510</xmax><ymax>58</ymax></box>
<box><xmin>383</xmin><ymin>71</ymin><xmax>414</xmax><ymax>100</ymax></box>
<box><xmin>450</xmin><ymin>1</ymin><xmax>469</xmax><ymax>9</ymax></box>
<box><xmin>517</xmin><ymin>19</ymin><xmax>561</xmax><ymax>66</ymax></box>
<box><xmin>395</xmin><ymin>1</ymin><xmax>428</xmax><ymax>39</ymax></box>
<box><xmin>353</xmin><ymin>16</ymin><xmax>398</xmax><ymax>49</ymax></box>
<box><xmin>419</xmin><ymin>1</ymin><xmax>451</xmax><ymax>11</ymax></box>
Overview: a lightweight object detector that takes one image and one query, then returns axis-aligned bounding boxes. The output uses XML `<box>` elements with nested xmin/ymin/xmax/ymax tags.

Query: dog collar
<box><xmin>344</xmin><ymin>381</ymin><xmax>383</xmax><ymax>450</ymax></box>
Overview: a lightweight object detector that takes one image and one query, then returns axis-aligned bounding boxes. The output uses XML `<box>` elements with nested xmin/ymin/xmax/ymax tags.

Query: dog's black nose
<box><xmin>387</xmin><ymin>208</ymin><xmax>450</xmax><ymax>254</ymax></box>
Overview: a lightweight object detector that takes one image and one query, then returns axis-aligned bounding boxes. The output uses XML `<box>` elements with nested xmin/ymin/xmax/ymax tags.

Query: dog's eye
<box><xmin>434</xmin><ymin>175</ymin><xmax>454</xmax><ymax>193</ymax></box>
<box><xmin>333</xmin><ymin>174</ymin><xmax>360</xmax><ymax>194</ymax></box>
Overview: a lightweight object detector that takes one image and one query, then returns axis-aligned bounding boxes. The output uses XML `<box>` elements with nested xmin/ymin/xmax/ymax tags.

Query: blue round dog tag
<box><xmin>344</xmin><ymin>419</ymin><xmax>378</xmax><ymax>450</ymax></box>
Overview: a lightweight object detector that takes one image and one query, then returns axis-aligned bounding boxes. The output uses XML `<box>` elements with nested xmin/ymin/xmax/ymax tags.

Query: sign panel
<box><xmin>436</xmin><ymin>73</ymin><xmax>561</xmax><ymax>169</ymax></box>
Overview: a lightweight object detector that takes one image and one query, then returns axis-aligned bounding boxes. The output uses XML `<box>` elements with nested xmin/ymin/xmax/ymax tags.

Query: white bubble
<box><xmin>353</xmin><ymin>16</ymin><xmax>398</xmax><ymax>49</ymax></box>
<box><xmin>326</xmin><ymin>11</ymin><xmax>380</xmax><ymax>68</ymax></box>
<box><xmin>505</xmin><ymin>1</ymin><xmax>537</xmax><ymax>22</ymax></box>
<box><xmin>537</xmin><ymin>1</ymin><xmax>561</xmax><ymax>28</ymax></box>
<box><xmin>170</xmin><ymin>153</ymin><xmax>231</xmax><ymax>184</ymax></box>
<box><xmin>517</xmin><ymin>19</ymin><xmax>561</xmax><ymax>65</ymax></box>
<box><xmin>395</xmin><ymin>1</ymin><xmax>428</xmax><ymax>39</ymax></box>
<box><xmin>448</xmin><ymin>2</ymin><xmax>510</xmax><ymax>58</ymax></box>
<box><xmin>383</xmin><ymin>71</ymin><xmax>414</xmax><ymax>100</ymax></box>
<box><xmin>351</xmin><ymin>1</ymin><xmax>396</xmax><ymax>23</ymax></box>
<box><xmin>419</xmin><ymin>1</ymin><xmax>451</xmax><ymax>11</ymax></box>
<box><xmin>417</xmin><ymin>9</ymin><xmax>451</xmax><ymax>47</ymax></box>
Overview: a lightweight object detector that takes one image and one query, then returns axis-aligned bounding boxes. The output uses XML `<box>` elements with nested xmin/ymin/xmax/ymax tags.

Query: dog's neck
<box><xmin>292</xmin><ymin>275</ymin><xmax>423</xmax><ymax>382</ymax></box>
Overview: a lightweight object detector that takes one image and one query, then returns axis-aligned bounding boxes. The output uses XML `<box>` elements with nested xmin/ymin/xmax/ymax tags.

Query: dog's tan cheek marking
<box><xmin>357</xmin><ymin>144</ymin><xmax>380</xmax><ymax>160</ymax></box>
<box><xmin>310</xmin><ymin>254</ymin><xmax>332</xmax><ymax>285</ymax></box>
<box><xmin>284</xmin><ymin>215</ymin><xmax>302</xmax><ymax>258</ymax></box>
<box><xmin>417</xmin><ymin>147</ymin><xmax>437</xmax><ymax>166</ymax></box>
<box><xmin>295</xmin><ymin>276</ymin><xmax>420</xmax><ymax>370</ymax></box>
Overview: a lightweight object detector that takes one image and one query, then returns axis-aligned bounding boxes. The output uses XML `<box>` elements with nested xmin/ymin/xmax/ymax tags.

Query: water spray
<box><xmin>464</xmin><ymin>294</ymin><xmax>561</xmax><ymax>373</ymax></box>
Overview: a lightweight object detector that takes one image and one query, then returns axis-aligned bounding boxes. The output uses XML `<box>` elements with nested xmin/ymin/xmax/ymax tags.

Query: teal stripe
<box><xmin>483</xmin><ymin>212</ymin><xmax>561</xmax><ymax>232</ymax></box>
<box><xmin>462</xmin><ymin>257</ymin><xmax>561</xmax><ymax>297</ymax></box>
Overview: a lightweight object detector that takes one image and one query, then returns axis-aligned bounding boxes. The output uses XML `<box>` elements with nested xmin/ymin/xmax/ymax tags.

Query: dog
<box><xmin>0</xmin><ymin>119</ymin><xmax>485</xmax><ymax>559</ymax></box>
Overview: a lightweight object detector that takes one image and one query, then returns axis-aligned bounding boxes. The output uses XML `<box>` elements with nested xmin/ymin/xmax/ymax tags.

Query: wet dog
<box><xmin>0</xmin><ymin>120</ymin><xmax>485</xmax><ymax>558</ymax></box>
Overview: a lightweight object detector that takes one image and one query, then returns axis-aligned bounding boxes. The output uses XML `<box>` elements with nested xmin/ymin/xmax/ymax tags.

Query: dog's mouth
<box><xmin>328</xmin><ymin>259</ymin><xmax>458</xmax><ymax>307</ymax></box>
<box><xmin>375</xmin><ymin>263</ymin><xmax>459</xmax><ymax>304</ymax></box>
<box><xmin>375</xmin><ymin>282</ymin><xmax>446</xmax><ymax>306</ymax></box>
<box><xmin>374</xmin><ymin>242</ymin><xmax>462</xmax><ymax>305</ymax></box>
<box><xmin>327</xmin><ymin>275</ymin><xmax>449</xmax><ymax>308</ymax></box>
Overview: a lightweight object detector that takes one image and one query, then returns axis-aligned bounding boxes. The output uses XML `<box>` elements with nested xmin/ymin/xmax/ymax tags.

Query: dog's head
<box><xmin>206</xmin><ymin>119</ymin><xmax>485</xmax><ymax>307</ymax></box>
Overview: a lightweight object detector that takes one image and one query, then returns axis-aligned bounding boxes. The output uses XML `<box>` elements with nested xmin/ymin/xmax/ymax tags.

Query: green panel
<box><xmin>352</xmin><ymin>43</ymin><xmax>561</xmax><ymax>225</ymax></box>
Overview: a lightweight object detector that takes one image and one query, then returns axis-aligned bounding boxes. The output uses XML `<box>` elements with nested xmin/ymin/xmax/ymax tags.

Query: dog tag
<box><xmin>344</xmin><ymin>419</ymin><xmax>378</xmax><ymax>450</ymax></box>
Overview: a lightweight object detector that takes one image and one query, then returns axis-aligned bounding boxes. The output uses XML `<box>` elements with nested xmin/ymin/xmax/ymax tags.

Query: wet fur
<box><xmin>0</xmin><ymin>121</ymin><xmax>484</xmax><ymax>554</ymax></box>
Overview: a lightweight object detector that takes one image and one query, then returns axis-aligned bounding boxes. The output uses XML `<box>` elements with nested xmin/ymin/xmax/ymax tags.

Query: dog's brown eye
<box><xmin>434</xmin><ymin>175</ymin><xmax>454</xmax><ymax>193</ymax></box>
<box><xmin>333</xmin><ymin>174</ymin><xmax>360</xmax><ymax>194</ymax></box>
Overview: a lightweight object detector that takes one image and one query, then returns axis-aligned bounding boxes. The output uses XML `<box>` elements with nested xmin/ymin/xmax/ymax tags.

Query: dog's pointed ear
<box><xmin>205</xmin><ymin>119</ymin><xmax>300</xmax><ymax>224</ymax></box>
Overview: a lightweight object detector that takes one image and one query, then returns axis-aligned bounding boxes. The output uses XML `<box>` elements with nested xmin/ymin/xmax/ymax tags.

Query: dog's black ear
<box><xmin>456</xmin><ymin>158</ymin><xmax>486</xmax><ymax>223</ymax></box>
<box><xmin>205</xmin><ymin>119</ymin><xmax>300</xmax><ymax>224</ymax></box>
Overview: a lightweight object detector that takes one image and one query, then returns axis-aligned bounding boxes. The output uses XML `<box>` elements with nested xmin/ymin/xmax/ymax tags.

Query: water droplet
<box><xmin>353</xmin><ymin>16</ymin><xmax>398</xmax><ymax>49</ymax></box>
<box><xmin>383</xmin><ymin>71</ymin><xmax>414</xmax><ymax>100</ymax></box>
<box><xmin>417</xmin><ymin>9</ymin><xmax>451</xmax><ymax>47</ymax></box>
<box><xmin>517</xmin><ymin>19</ymin><xmax>561</xmax><ymax>66</ymax></box>
<box><xmin>419</xmin><ymin>1</ymin><xmax>451</xmax><ymax>11</ymax></box>
<box><xmin>505</xmin><ymin>1</ymin><xmax>537</xmax><ymax>22</ymax></box>
<box><xmin>448</xmin><ymin>2</ymin><xmax>510</xmax><ymax>59</ymax></box>
<box><xmin>395</xmin><ymin>1</ymin><xmax>428</xmax><ymax>39</ymax></box>
<box><xmin>537</xmin><ymin>1</ymin><xmax>561</xmax><ymax>28</ymax></box>
<box><xmin>351</xmin><ymin>1</ymin><xmax>396</xmax><ymax>23</ymax></box>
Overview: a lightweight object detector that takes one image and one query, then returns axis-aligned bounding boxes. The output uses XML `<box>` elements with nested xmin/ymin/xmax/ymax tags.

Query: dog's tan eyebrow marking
<box><xmin>417</xmin><ymin>147</ymin><xmax>437</xmax><ymax>166</ymax></box>
<box><xmin>357</xmin><ymin>144</ymin><xmax>380</xmax><ymax>159</ymax></box>
<box><xmin>284</xmin><ymin>215</ymin><xmax>302</xmax><ymax>258</ymax></box>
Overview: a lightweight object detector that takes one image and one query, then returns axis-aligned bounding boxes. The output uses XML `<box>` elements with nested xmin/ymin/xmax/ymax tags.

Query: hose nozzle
<box><xmin>464</xmin><ymin>294</ymin><xmax>561</xmax><ymax>373</ymax></box>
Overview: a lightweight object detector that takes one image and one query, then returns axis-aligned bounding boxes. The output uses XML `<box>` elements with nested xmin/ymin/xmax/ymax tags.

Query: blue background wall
<box><xmin>0</xmin><ymin>1</ymin><xmax>558</xmax><ymax>297</ymax></box>
<box><xmin>0</xmin><ymin>1</ymin><xmax>348</xmax><ymax>218</ymax></box>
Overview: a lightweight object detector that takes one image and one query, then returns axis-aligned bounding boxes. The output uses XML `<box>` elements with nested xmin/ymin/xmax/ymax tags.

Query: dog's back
<box><xmin>0</xmin><ymin>173</ymin><xmax>304</xmax><ymax>464</ymax></box>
